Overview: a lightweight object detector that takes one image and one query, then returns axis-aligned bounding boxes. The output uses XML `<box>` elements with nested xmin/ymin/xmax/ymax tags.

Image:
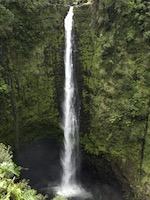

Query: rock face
<box><xmin>0</xmin><ymin>1</ymin><xmax>150</xmax><ymax>199</ymax></box>
<box><xmin>0</xmin><ymin>2</ymin><xmax>67</xmax><ymax>145</ymax></box>
<box><xmin>74</xmin><ymin>1</ymin><xmax>150</xmax><ymax>199</ymax></box>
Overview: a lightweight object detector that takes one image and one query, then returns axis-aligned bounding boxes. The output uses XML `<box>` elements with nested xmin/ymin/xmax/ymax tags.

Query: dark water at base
<box><xmin>14</xmin><ymin>140</ymin><xmax>124</xmax><ymax>200</ymax></box>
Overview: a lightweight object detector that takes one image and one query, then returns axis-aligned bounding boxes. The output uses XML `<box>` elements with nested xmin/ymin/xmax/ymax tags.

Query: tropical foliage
<box><xmin>0</xmin><ymin>0</ymin><xmax>65</xmax><ymax>146</ymax></box>
<box><xmin>0</xmin><ymin>0</ymin><xmax>150</xmax><ymax>199</ymax></box>
<box><xmin>75</xmin><ymin>0</ymin><xmax>150</xmax><ymax>199</ymax></box>
<box><xmin>0</xmin><ymin>143</ymin><xmax>47</xmax><ymax>200</ymax></box>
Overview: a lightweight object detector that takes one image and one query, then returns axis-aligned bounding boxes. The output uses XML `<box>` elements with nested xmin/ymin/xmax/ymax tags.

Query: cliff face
<box><xmin>0</xmin><ymin>0</ymin><xmax>150</xmax><ymax>199</ymax></box>
<box><xmin>0</xmin><ymin>1</ymin><xmax>68</xmax><ymax>145</ymax></box>
<box><xmin>74</xmin><ymin>1</ymin><xmax>150</xmax><ymax>199</ymax></box>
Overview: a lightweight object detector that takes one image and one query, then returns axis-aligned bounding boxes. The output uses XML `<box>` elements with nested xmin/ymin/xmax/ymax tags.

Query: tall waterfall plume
<box><xmin>56</xmin><ymin>6</ymin><xmax>92</xmax><ymax>199</ymax></box>
<box><xmin>61</xmin><ymin>6</ymin><xmax>78</xmax><ymax>187</ymax></box>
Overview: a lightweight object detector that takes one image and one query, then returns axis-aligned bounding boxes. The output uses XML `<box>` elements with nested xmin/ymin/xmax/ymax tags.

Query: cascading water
<box><xmin>56</xmin><ymin>7</ymin><xmax>91</xmax><ymax>199</ymax></box>
<box><xmin>61</xmin><ymin>6</ymin><xmax>77</xmax><ymax>187</ymax></box>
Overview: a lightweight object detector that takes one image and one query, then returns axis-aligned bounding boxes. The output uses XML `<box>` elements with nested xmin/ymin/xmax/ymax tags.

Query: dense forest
<box><xmin>0</xmin><ymin>0</ymin><xmax>150</xmax><ymax>199</ymax></box>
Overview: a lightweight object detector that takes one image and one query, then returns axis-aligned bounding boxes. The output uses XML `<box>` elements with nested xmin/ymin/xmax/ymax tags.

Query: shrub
<box><xmin>0</xmin><ymin>143</ymin><xmax>47</xmax><ymax>200</ymax></box>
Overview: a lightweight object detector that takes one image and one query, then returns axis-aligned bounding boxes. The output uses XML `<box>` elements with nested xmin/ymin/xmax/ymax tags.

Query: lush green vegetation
<box><xmin>75</xmin><ymin>0</ymin><xmax>150</xmax><ymax>199</ymax></box>
<box><xmin>0</xmin><ymin>0</ymin><xmax>67</xmax><ymax>146</ymax></box>
<box><xmin>0</xmin><ymin>0</ymin><xmax>150</xmax><ymax>199</ymax></box>
<box><xmin>0</xmin><ymin>143</ymin><xmax>47</xmax><ymax>199</ymax></box>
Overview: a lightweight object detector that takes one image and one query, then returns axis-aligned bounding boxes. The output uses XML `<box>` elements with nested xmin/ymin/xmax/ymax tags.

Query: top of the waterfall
<box><xmin>64</xmin><ymin>6</ymin><xmax>74</xmax><ymax>30</ymax></box>
<box><xmin>68</xmin><ymin>6</ymin><xmax>74</xmax><ymax>17</ymax></box>
<box><xmin>72</xmin><ymin>0</ymin><xmax>92</xmax><ymax>7</ymax></box>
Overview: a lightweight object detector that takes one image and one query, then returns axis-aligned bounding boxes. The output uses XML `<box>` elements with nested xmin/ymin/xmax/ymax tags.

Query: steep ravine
<box><xmin>0</xmin><ymin>1</ymin><xmax>150</xmax><ymax>199</ymax></box>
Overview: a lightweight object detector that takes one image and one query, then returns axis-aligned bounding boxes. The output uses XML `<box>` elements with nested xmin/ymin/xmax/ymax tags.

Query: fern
<box><xmin>0</xmin><ymin>143</ymin><xmax>12</xmax><ymax>163</ymax></box>
<box><xmin>0</xmin><ymin>162</ymin><xmax>21</xmax><ymax>178</ymax></box>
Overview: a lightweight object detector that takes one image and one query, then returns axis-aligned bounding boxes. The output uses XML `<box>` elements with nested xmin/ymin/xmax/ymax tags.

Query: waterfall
<box><xmin>56</xmin><ymin>7</ymin><xmax>92</xmax><ymax>199</ymax></box>
<box><xmin>61</xmin><ymin>6</ymin><xmax>78</xmax><ymax>187</ymax></box>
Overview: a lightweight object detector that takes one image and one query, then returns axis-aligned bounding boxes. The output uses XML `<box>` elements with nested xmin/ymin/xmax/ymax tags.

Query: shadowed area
<box><xmin>14</xmin><ymin>140</ymin><xmax>124</xmax><ymax>200</ymax></box>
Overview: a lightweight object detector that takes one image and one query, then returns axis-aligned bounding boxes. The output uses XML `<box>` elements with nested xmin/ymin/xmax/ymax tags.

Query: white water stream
<box><xmin>61</xmin><ymin>6</ymin><xmax>77</xmax><ymax>188</ymax></box>
<box><xmin>56</xmin><ymin>7</ymin><xmax>91</xmax><ymax>199</ymax></box>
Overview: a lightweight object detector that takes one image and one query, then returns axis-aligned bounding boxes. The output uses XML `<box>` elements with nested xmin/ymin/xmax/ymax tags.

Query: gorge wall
<box><xmin>75</xmin><ymin>1</ymin><xmax>150</xmax><ymax>199</ymax></box>
<box><xmin>0</xmin><ymin>0</ymin><xmax>150</xmax><ymax>199</ymax></box>
<box><xmin>0</xmin><ymin>1</ymin><xmax>68</xmax><ymax>146</ymax></box>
